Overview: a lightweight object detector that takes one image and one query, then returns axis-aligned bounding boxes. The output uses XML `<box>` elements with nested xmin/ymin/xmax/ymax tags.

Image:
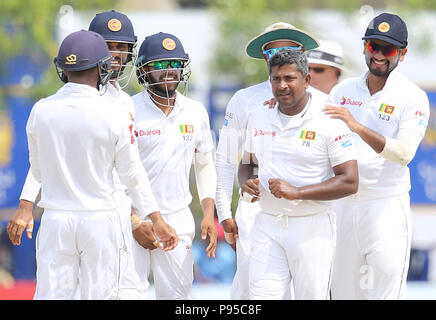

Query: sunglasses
<box><xmin>365</xmin><ymin>41</ymin><xmax>399</xmax><ymax>57</ymax></box>
<box><xmin>147</xmin><ymin>60</ymin><xmax>184</xmax><ymax>70</ymax></box>
<box><xmin>309</xmin><ymin>67</ymin><xmax>326</xmax><ymax>73</ymax></box>
<box><xmin>263</xmin><ymin>46</ymin><xmax>303</xmax><ymax>60</ymax></box>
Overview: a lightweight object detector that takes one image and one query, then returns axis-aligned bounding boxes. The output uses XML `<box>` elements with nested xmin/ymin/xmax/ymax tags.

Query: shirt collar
<box><xmin>270</xmin><ymin>92</ymin><xmax>317</xmax><ymax>130</ymax></box>
<box><xmin>60</xmin><ymin>82</ymin><xmax>100</xmax><ymax>96</ymax></box>
<box><xmin>142</xmin><ymin>89</ymin><xmax>183</xmax><ymax>118</ymax></box>
<box><xmin>359</xmin><ymin>68</ymin><xmax>401</xmax><ymax>92</ymax></box>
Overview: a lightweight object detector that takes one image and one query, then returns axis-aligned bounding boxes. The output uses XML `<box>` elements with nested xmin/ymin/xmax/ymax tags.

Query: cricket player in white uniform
<box><xmin>6</xmin><ymin>30</ymin><xmax>177</xmax><ymax>300</ymax></box>
<box><xmin>240</xmin><ymin>49</ymin><xmax>358</xmax><ymax>300</ymax></box>
<box><xmin>215</xmin><ymin>22</ymin><xmax>327</xmax><ymax>299</ymax></box>
<box><xmin>324</xmin><ymin>13</ymin><xmax>430</xmax><ymax>299</ymax></box>
<box><xmin>13</xmin><ymin>10</ymin><xmax>147</xmax><ymax>299</ymax></box>
<box><xmin>131</xmin><ymin>32</ymin><xmax>217</xmax><ymax>300</ymax></box>
<box><xmin>88</xmin><ymin>10</ymin><xmax>148</xmax><ymax>300</ymax></box>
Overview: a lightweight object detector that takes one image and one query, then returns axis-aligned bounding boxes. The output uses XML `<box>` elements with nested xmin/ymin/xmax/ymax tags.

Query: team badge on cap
<box><xmin>378</xmin><ymin>22</ymin><xmax>390</xmax><ymax>33</ymax></box>
<box><xmin>162</xmin><ymin>38</ymin><xmax>176</xmax><ymax>50</ymax></box>
<box><xmin>108</xmin><ymin>18</ymin><xmax>122</xmax><ymax>32</ymax></box>
<box><xmin>65</xmin><ymin>54</ymin><xmax>77</xmax><ymax>65</ymax></box>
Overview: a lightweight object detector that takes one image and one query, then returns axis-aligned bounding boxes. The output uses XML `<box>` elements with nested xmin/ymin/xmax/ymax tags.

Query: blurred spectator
<box><xmin>306</xmin><ymin>39</ymin><xmax>344</xmax><ymax>94</ymax></box>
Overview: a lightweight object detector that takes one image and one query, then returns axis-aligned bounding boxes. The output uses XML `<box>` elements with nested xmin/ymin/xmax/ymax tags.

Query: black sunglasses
<box><xmin>309</xmin><ymin>67</ymin><xmax>326</xmax><ymax>73</ymax></box>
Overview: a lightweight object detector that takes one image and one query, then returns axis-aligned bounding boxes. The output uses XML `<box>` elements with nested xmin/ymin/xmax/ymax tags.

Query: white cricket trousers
<box><xmin>117</xmin><ymin>200</ymin><xmax>147</xmax><ymax>300</ymax></box>
<box><xmin>132</xmin><ymin>207</ymin><xmax>195</xmax><ymax>300</ymax></box>
<box><xmin>34</xmin><ymin>209</ymin><xmax>123</xmax><ymax>300</ymax></box>
<box><xmin>249</xmin><ymin>210</ymin><xmax>335</xmax><ymax>300</ymax></box>
<box><xmin>230</xmin><ymin>198</ymin><xmax>261</xmax><ymax>300</ymax></box>
<box><xmin>331</xmin><ymin>193</ymin><xmax>412</xmax><ymax>300</ymax></box>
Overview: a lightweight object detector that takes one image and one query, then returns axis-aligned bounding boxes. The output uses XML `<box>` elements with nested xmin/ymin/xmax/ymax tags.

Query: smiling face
<box><xmin>270</xmin><ymin>63</ymin><xmax>310</xmax><ymax>115</ymax></box>
<box><xmin>145</xmin><ymin>61</ymin><xmax>182</xmax><ymax>99</ymax></box>
<box><xmin>363</xmin><ymin>39</ymin><xmax>407</xmax><ymax>77</ymax></box>
<box><xmin>107</xmin><ymin>41</ymin><xmax>130</xmax><ymax>75</ymax></box>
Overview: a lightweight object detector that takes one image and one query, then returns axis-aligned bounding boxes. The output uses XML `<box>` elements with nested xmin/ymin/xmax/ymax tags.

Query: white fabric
<box><xmin>328</xmin><ymin>69</ymin><xmax>430</xmax><ymax>201</ymax></box>
<box><xmin>132</xmin><ymin>207</ymin><xmax>195</xmax><ymax>300</ymax></box>
<box><xmin>34</xmin><ymin>209</ymin><xmax>123</xmax><ymax>300</ymax></box>
<box><xmin>193</xmin><ymin>150</ymin><xmax>217</xmax><ymax>202</ymax></box>
<box><xmin>132</xmin><ymin>89</ymin><xmax>214</xmax><ymax>214</ymax></box>
<box><xmin>215</xmin><ymin>81</ymin><xmax>327</xmax><ymax>299</ymax></box>
<box><xmin>26</xmin><ymin>82</ymin><xmax>158</xmax><ymax>219</ymax></box>
<box><xmin>380</xmin><ymin>128</ymin><xmax>423</xmax><ymax>166</ymax></box>
<box><xmin>249</xmin><ymin>210</ymin><xmax>335</xmax><ymax>300</ymax></box>
<box><xmin>331</xmin><ymin>193</ymin><xmax>411</xmax><ymax>300</ymax></box>
<box><xmin>244</xmin><ymin>93</ymin><xmax>356</xmax><ymax>217</ymax></box>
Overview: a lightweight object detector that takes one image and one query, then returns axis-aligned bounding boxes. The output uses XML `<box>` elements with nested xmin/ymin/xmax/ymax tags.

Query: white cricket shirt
<box><xmin>20</xmin><ymin>81</ymin><xmax>137</xmax><ymax>206</ymax></box>
<box><xmin>132</xmin><ymin>90</ymin><xmax>214</xmax><ymax>214</ymax></box>
<box><xmin>328</xmin><ymin>69</ymin><xmax>430</xmax><ymax>201</ymax></box>
<box><xmin>245</xmin><ymin>92</ymin><xmax>356</xmax><ymax>217</ymax></box>
<box><xmin>215</xmin><ymin>80</ymin><xmax>328</xmax><ymax>222</ymax></box>
<box><xmin>26</xmin><ymin>82</ymin><xmax>158</xmax><ymax>218</ymax></box>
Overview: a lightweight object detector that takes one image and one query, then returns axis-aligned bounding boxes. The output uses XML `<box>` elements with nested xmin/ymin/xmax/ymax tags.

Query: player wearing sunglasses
<box><xmin>132</xmin><ymin>32</ymin><xmax>217</xmax><ymax>300</ymax></box>
<box><xmin>324</xmin><ymin>13</ymin><xmax>430</xmax><ymax>300</ymax></box>
<box><xmin>307</xmin><ymin>39</ymin><xmax>344</xmax><ymax>94</ymax></box>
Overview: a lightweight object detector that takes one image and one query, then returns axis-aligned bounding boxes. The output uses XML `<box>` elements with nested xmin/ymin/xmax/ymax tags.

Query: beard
<box><xmin>366</xmin><ymin>55</ymin><xmax>399</xmax><ymax>77</ymax></box>
<box><xmin>147</xmin><ymin>71</ymin><xmax>180</xmax><ymax>98</ymax></box>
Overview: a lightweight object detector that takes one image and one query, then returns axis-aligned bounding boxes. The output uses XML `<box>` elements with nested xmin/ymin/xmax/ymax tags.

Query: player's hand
<box><xmin>201</xmin><ymin>216</ymin><xmax>217</xmax><ymax>258</ymax></box>
<box><xmin>263</xmin><ymin>98</ymin><xmax>277</xmax><ymax>109</ymax></box>
<box><xmin>268</xmin><ymin>178</ymin><xmax>301</xmax><ymax>200</ymax></box>
<box><xmin>6</xmin><ymin>200</ymin><xmax>34</xmax><ymax>246</ymax></box>
<box><xmin>221</xmin><ymin>218</ymin><xmax>238</xmax><ymax>251</ymax></box>
<box><xmin>241</xmin><ymin>178</ymin><xmax>261</xmax><ymax>202</ymax></box>
<box><xmin>133</xmin><ymin>222</ymin><xmax>159</xmax><ymax>250</ymax></box>
<box><xmin>323</xmin><ymin>103</ymin><xmax>362</xmax><ymax>132</ymax></box>
<box><xmin>152</xmin><ymin>218</ymin><xmax>178</xmax><ymax>251</ymax></box>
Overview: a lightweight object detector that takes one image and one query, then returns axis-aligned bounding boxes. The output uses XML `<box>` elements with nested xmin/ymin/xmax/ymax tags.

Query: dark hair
<box><xmin>268</xmin><ymin>49</ymin><xmax>309</xmax><ymax>76</ymax></box>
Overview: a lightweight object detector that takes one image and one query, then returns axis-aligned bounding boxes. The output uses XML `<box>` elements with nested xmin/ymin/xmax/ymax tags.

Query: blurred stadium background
<box><xmin>1</xmin><ymin>0</ymin><xmax>436</xmax><ymax>300</ymax></box>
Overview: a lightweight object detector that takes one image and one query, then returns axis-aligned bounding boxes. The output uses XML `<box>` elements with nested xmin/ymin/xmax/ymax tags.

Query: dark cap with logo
<box><xmin>362</xmin><ymin>13</ymin><xmax>408</xmax><ymax>48</ymax></box>
<box><xmin>88</xmin><ymin>10</ymin><xmax>137</xmax><ymax>44</ymax></box>
<box><xmin>136</xmin><ymin>32</ymin><xmax>189</xmax><ymax>66</ymax></box>
<box><xmin>54</xmin><ymin>30</ymin><xmax>112</xmax><ymax>71</ymax></box>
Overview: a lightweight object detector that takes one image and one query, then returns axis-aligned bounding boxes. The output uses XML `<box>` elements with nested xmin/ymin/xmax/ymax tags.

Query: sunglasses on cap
<box><xmin>365</xmin><ymin>41</ymin><xmax>399</xmax><ymax>57</ymax></box>
<box><xmin>262</xmin><ymin>46</ymin><xmax>303</xmax><ymax>60</ymax></box>
<box><xmin>147</xmin><ymin>60</ymin><xmax>184</xmax><ymax>70</ymax></box>
<box><xmin>309</xmin><ymin>67</ymin><xmax>326</xmax><ymax>73</ymax></box>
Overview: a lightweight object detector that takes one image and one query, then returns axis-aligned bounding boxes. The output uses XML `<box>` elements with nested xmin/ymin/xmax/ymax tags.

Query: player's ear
<box><xmin>304</xmin><ymin>72</ymin><xmax>311</xmax><ymax>88</ymax></box>
<box><xmin>399</xmin><ymin>47</ymin><xmax>407</xmax><ymax>62</ymax></box>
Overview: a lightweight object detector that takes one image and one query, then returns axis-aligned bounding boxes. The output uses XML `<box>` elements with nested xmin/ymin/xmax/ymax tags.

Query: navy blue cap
<box><xmin>363</xmin><ymin>13</ymin><xmax>408</xmax><ymax>48</ymax></box>
<box><xmin>55</xmin><ymin>30</ymin><xmax>112</xmax><ymax>71</ymax></box>
<box><xmin>136</xmin><ymin>32</ymin><xmax>189</xmax><ymax>66</ymax></box>
<box><xmin>88</xmin><ymin>10</ymin><xmax>137</xmax><ymax>44</ymax></box>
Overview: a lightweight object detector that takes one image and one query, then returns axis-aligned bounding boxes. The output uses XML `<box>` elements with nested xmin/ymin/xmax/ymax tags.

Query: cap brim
<box><xmin>362</xmin><ymin>35</ymin><xmax>405</xmax><ymax>48</ymax></box>
<box><xmin>307</xmin><ymin>58</ymin><xmax>344</xmax><ymax>71</ymax></box>
<box><xmin>246</xmin><ymin>28</ymin><xmax>319</xmax><ymax>59</ymax></box>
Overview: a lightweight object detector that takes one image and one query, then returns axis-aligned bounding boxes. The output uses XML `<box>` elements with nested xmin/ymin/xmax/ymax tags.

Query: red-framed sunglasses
<box><xmin>365</xmin><ymin>41</ymin><xmax>399</xmax><ymax>57</ymax></box>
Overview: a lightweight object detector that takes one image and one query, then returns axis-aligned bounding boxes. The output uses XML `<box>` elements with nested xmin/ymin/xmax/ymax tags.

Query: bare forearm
<box><xmin>297</xmin><ymin>174</ymin><xmax>358</xmax><ymax>200</ymax></box>
<box><xmin>238</xmin><ymin>162</ymin><xmax>257</xmax><ymax>187</ymax></box>
<box><xmin>201</xmin><ymin>198</ymin><xmax>215</xmax><ymax>219</ymax></box>
<box><xmin>353</xmin><ymin>122</ymin><xmax>386</xmax><ymax>154</ymax></box>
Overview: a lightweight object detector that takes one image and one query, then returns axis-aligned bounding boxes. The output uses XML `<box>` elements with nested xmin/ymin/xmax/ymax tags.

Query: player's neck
<box><xmin>366</xmin><ymin>73</ymin><xmax>388</xmax><ymax>95</ymax></box>
<box><xmin>147</xmin><ymin>89</ymin><xmax>175</xmax><ymax>116</ymax></box>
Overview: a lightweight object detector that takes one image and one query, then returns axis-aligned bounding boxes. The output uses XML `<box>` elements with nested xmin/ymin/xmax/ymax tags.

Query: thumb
<box><xmin>26</xmin><ymin>219</ymin><xmax>34</xmax><ymax>239</ymax></box>
<box><xmin>201</xmin><ymin>226</ymin><xmax>207</xmax><ymax>240</ymax></box>
<box><xmin>254</xmin><ymin>178</ymin><xmax>260</xmax><ymax>185</ymax></box>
